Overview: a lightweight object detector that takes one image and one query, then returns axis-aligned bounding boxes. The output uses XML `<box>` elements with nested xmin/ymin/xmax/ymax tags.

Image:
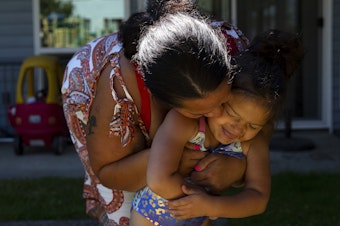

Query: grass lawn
<box><xmin>0</xmin><ymin>177</ymin><xmax>87</xmax><ymax>221</ymax></box>
<box><xmin>0</xmin><ymin>172</ymin><xmax>339</xmax><ymax>225</ymax></box>
<box><xmin>228</xmin><ymin>172</ymin><xmax>340</xmax><ymax>226</ymax></box>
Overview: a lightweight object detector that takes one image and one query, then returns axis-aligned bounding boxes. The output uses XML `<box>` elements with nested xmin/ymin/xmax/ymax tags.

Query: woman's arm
<box><xmin>86</xmin><ymin>65</ymin><xmax>149</xmax><ymax>192</ymax></box>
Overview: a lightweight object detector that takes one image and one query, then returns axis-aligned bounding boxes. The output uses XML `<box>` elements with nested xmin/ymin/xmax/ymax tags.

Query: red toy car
<box><xmin>7</xmin><ymin>55</ymin><xmax>68</xmax><ymax>155</ymax></box>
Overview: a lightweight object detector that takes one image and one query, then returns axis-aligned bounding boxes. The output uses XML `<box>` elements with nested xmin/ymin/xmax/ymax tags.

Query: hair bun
<box><xmin>118</xmin><ymin>12</ymin><xmax>154</xmax><ymax>59</ymax></box>
<box><xmin>249</xmin><ymin>29</ymin><xmax>304</xmax><ymax>79</ymax></box>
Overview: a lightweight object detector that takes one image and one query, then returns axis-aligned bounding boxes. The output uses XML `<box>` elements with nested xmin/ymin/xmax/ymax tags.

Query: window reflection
<box><xmin>39</xmin><ymin>0</ymin><xmax>124</xmax><ymax>48</ymax></box>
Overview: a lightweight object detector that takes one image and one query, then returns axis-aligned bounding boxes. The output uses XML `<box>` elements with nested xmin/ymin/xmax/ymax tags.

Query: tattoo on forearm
<box><xmin>87</xmin><ymin>115</ymin><xmax>97</xmax><ymax>135</ymax></box>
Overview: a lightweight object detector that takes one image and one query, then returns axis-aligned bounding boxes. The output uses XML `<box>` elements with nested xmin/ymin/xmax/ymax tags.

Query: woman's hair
<box><xmin>231</xmin><ymin>29</ymin><xmax>305</xmax><ymax>120</ymax></box>
<box><xmin>132</xmin><ymin>2</ymin><xmax>231</xmax><ymax>108</ymax></box>
<box><xmin>118</xmin><ymin>0</ymin><xmax>199</xmax><ymax>60</ymax></box>
<box><xmin>118</xmin><ymin>0</ymin><xmax>231</xmax><ymax>108</ymax></box>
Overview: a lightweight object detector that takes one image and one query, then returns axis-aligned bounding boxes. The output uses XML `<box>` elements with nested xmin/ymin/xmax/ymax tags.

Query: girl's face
<box><xmin>208</xmin><ymin>91</ymin><xmax>270</xmax><ymax>144</ymax></box>
<box><xmin>174</xmin><ymin>82</ymin><xmax>231</xmax><ymax>119</ymax></box>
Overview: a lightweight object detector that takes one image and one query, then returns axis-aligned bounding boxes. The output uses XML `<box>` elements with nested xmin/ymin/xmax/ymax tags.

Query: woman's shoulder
<box><xmin>90</xmin><ymin>33</ymin><xmax>122</xmax><ymax>60</ymax></box>
<box><xmin>71</xmin><ymin>32</ymin><xmax>122</xmax><ymax>62</ymax></box>
<box><xmin>65</xmin><ymin>33</ymin><xmax>123</xmax><ymax>87</ymax></box>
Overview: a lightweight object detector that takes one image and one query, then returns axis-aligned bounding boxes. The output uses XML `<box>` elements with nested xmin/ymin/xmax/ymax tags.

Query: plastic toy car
<box><xmin>7</xmin><ymin>55</ymin><xmax>68</xmax><ymax>155</ymax></box>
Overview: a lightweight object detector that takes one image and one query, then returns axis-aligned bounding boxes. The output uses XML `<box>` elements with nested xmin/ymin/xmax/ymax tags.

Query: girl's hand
<box><xmin>167</xmin><ymin>184</ymin><xmax>210</xmax><ymax>219</ymax></box>
<box><xmin>178</xmin><ymin>148</ymin><xmax>207</xmax><ymax>177</ymax></box>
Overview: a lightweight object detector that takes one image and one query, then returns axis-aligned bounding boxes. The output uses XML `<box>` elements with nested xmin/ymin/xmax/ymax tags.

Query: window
<box><xmin>33</xmin><ymin>0</ymin><xmax>128</xmax><ymax>54</ymax></box>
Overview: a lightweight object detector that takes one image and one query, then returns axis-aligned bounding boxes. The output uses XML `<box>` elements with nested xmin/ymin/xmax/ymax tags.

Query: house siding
<box><xmin>0</xmin><ymin>0</ymin><xmax>34</xmax><ymax>61</ymax></box>
<box><xmin>0</xmin><ymin>61</ymin><xmax>21</xmax><ymax>137</ymax></box>
<box><xmin>0</xmin><ymin>0</ymin><xmax>33</xmax><ymax>137</ymax></box>
<box><xmin>333</xmin><ymin>0</ymin><xmax>340</xmax><ymax>135</ymax></box>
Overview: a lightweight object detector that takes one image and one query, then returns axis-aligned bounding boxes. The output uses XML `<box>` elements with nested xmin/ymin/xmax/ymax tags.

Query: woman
<box><xmin>62</xmin><ymin>0</ymin><xmax>252</xmax><ymax>225</ymax></box>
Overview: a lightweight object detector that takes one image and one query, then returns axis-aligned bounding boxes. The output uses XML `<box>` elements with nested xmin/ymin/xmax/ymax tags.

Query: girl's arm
<box><xmin>168</xmin><ymin>131</ymin><xmax>271</xmax><ymax>218</ymax></box>
<box><xmin>147</xmin><ymin>109</ymin><xmax>199</xmax><ymax>200</ymax></box>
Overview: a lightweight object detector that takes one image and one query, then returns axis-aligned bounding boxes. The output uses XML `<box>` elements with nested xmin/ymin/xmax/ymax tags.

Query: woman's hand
<box><xmin>190</xmin><ymin>153</ymin><xmax>246</xmax><ymax>194</ymax></box>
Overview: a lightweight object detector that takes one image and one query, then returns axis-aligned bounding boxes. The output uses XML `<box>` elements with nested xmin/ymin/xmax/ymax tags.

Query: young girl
<box><xmin>130</xmin><ymin>29</ymin><xmax>304</xmax><ymax>225</ymax></box>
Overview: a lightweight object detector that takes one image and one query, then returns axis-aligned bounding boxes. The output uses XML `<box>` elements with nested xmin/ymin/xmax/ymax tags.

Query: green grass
<box><xmin>0</xmin><ymin>177</ymin><xmax>87</xmax><ymax>221</ymax></box>
<box><xmin>0</xmin><ymin>173</ymin><xmax>339</xmax><ymax>225</ymax></box>
<box><xmin>228</xmin><ymin>172</ymin><xmax>340</xmax><ymax>226</ymax></box>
